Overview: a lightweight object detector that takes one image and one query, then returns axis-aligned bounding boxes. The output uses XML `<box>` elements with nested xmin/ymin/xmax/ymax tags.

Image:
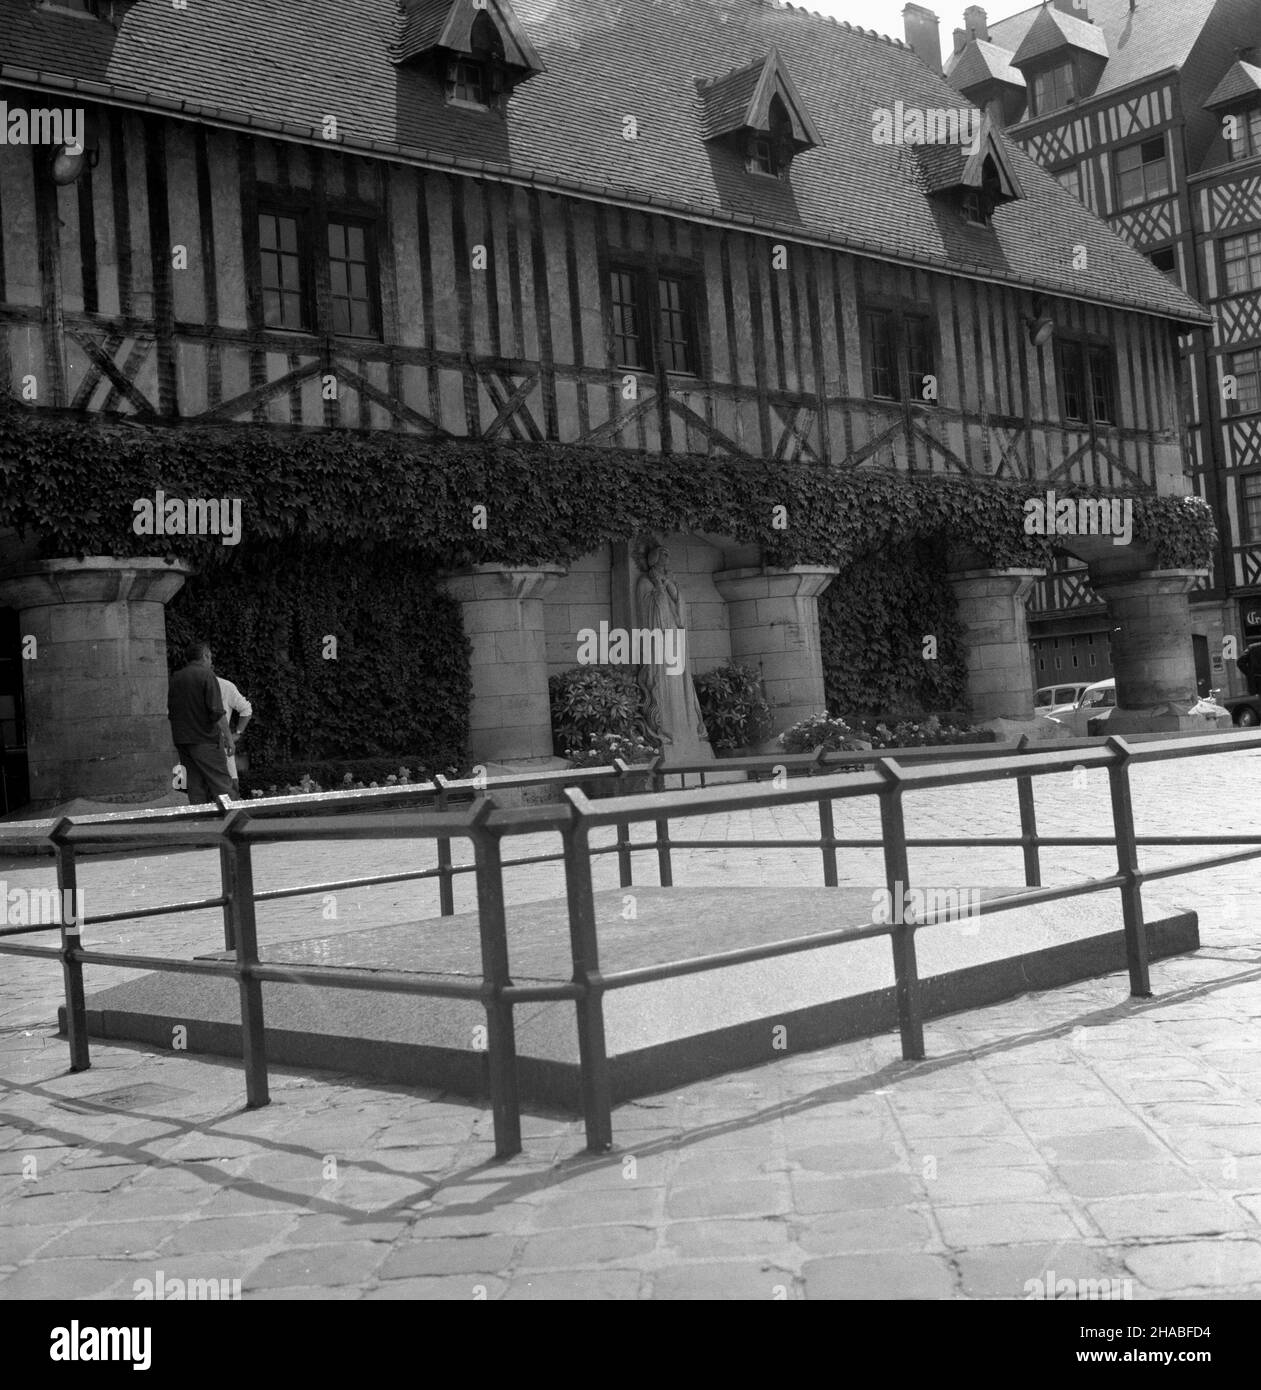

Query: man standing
<box><xmin>168</xmin><ymin>641</ymin><xmax>234</xmax><ymax>804</ymax></box>
<box><xmin>216</xmin><ymin>672</ymin><xmax>253</xmax><ymax>798</ymax></box>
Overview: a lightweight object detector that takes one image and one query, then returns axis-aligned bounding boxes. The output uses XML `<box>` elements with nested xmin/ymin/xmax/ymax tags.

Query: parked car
<box><xmin>1039</xmin><ymin>677</ymin><xmax>1115</xmax><ymax>737</ymax></box>
<box><xmin>1223</xmin><ymin>693</ymin><xmax>1260</xmax><ymax>727</ymax></box>
<box><xmin>1034</xmin><ymin>681</ymin><xmax>1092</xmax><ymax>716</ymax></box>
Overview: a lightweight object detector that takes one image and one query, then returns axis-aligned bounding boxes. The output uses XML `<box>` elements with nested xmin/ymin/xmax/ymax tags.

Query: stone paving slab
<box><xmin>1</xmin><ymin>748</ymin><xmax>1260</xmax><ymax>1298</ymax></box>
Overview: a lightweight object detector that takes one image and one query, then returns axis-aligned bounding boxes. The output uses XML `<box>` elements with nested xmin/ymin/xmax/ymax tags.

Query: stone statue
<box><xmin>635</xmin><ymin>540</ymin><xmax>712</xmax><ymax>761</ymax></box>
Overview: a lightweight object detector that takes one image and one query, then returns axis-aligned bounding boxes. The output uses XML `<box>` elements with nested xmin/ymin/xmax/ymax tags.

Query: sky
<box><xmin>805</xmin><ymin>0</ymin><xmax>952</xmax><ymax>63</ymax></box>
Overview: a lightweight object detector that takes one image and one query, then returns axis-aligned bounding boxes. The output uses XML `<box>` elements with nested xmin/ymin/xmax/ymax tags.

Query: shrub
<box><xmin>562</xmin><ymin>732</ymin><xmax>661</xmax><ymax>769</ymax></box>
<box><xmin>778</xmin><ymin>712</ymin><xmax>862</xmax><ymax>754</ymax></box>
<box><xmin>549</xmin><ymin>665</ymin><xmax>652</xmax><ymax>756</ymax></box>
<box><xmin>863</xmin><ymin>715</ymin><xmax>995</xmax><ymax>750</ymax></box>
<box><xmin>694</xmin><ymin>662</ymin><xmax>772</xmax><ymax>752</ymax></box>
<box><xmin>240</xmin><ymin>756</ymin><xmax>454</xmax><ymax>799</ymax></box>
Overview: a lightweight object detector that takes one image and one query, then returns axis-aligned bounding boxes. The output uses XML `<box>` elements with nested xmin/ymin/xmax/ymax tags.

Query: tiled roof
<box><xmin>698</xmin><ymin>49</ymin><xmax>821</xmax><ymax>148</ymax></box>
<box><xmin>987</xmin><ymin>0</ymin><xmax>1223</xmax><ymax>98</ymax></box>
<box><xmin>1205</xmin><ymin>59</ymin><xmax>1261</xmax><ymax>110</ymax></box>
<box><xmin>1011</xmin><ymin>5</ymin><xmax>1109</xmax><ymax>67</ymax></box>
<box><xmin>948</xmin><ymin>38</ymin><xmax>1027</xmax><ymax>92</ymax></box>
<box><xmin>397</xmin><ymin>0</ymin><xmax>451</xmax><ymax>61</ymax></box>
<box><xmin>0</xmin><ymin>0</ymin><xmax>1210</xmax><ymax>324</ymax></box>
<box><xmin>698</xmin><ymin>59</ymin><xmax>767</xmax><ymax>140</ymax></box>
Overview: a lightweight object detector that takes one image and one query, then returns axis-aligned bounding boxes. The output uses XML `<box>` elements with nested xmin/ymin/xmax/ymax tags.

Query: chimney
<box><xmin>963</xmin><ymin>5</ymin><xmax>988</xmax><ymax>42</ymax></box>
<box><xmin>1052</xmin><ymin>0</ymin><xmax>1088</xmax><ymax>17</ymax></box>
<box><xmin>903</xmin><ymin>4</ymin><xmax>943</xmax><ymax>75</ymax></box>
<box><xmin>953</xmin><ymin>26</ymin><xmax>969</xmax><ymax>54</ymax></box>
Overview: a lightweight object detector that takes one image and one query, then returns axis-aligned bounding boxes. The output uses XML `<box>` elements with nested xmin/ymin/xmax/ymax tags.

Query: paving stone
<box><xmin>651</xmin><ymin>1262</ymin><xmax>794</xmax><ymax>1300</ymax></box>
<box><xmin>789</xmin><ymin>1171</ymin><xmax>923</xmax><ymax>1213</ymax></box>
<box><xmin>35</xmin><ymin>1220</ymin><xmax>175</xmax><ymax>1259</ymax></box>
<box><xmin>249</xmin><ymin>1285</ymin><xmax>361</xmax><ymax>1300</ymax></box>
<box><xmin>898</xmin><ymin>1107</ymin><xmax>1025</xmax><ymax>1139</ymax></box>
<box><xmin>504</xmin><ymin>1270</ymin><xmax>643</xmax><ymax>1299</ymax></box>
<box><xmin>664</xmin><ymin>1218</ymin><xmax>792</xmax><ymax>1259</ymax></box>
<box><xmin>367</xmin><ymin>1275</ymin><xmax>508</xmax><ymax>1300</ymax></box>
<box><xmin>0</xmin><ymin>1224</ymin><xmax>67</xmax><ymax>1263</ymax></box>
<box><xmin>803</xmin><ymin>1253</ymin><xmax>955</xmax><ymax>1299</ymax></box>
<box><xmin>245</xmin><ymin>1241</ymin><xmax>387</xmax><ymax>1289</ymax></box>
<box><xmin>1052</xmin><ymin>1160</ymin><xmax>1202</xmax><ymax>1197</ymax></box>
<box><xmin>526</xmin><ymin>1186</ymin><xmax>664</xmax><ymax>1228</ymax></box>
<box><xmin>954</xmin><ymin>1243</ymin><xmax>1120</xmax><ymax>1300</ymax></box>
<box><xmin>936</xmin><ymin>1202</ymin><xmax>1083</xmax><ymax>1247</ymax></box>
<box><xmin>160</xmin><ymin>1215</ymin><xmax>297</xmax><ymax>1254</ymax></box>
<box><xmin>0</xmin><ymin>1258</ymin><xmax>150</xmax><ymax>1299</ymax></box>
<box><xmin>377</xmin><ymin>1235</ymin><xmax>518</xmax><ymax>1279</ymax></box>
<box><xmin>283</xmin><ymin>1213</ymin><xmax>412</xmax><ymax>1245</ymax></box>
<box><xmin>516</xmin><ymin>1224</ymin><xmax>658</xmax><ymax>1269</ymax></box>
<box><xmin>1085</xmin><ymin>1194</ymin><xmax>1251</xmax><ymax>1240</ymax></box>
<box><xmin>786</xmin><ymin>1141</ymin><xmax>904</xmax><ymax>1173</ymax></box>
<box><xmin>665</xmin><ymin>1179</ymin><xmax>790</xmax><ymax>1220</ymax></box>
<box><xmin>920</xmin><ymin>1165</ymin><xmax>1052</xmax><ymax>1204</ymax></box>
<box><xmin>794</xmin><ymin>1207</ymin><xmax>935</xmax><ymax>1256</ymax></box>
<box><xmin>1123</xmin><ymin>1239</ymin><xmax>1261</xmax><ymax>1291</ymax></box>
<box><xmin>1039</xmin><ymin>1129</ymin><xmax>1165</xmax><ymax>1162</ymax></box>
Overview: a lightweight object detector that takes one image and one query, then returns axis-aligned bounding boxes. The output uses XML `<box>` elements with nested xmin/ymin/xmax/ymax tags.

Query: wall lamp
<box><xmin>1026</xmin><ymin>293</ymin><xmax>1055</xmax><ymax>348</ymax></box>
<box><xmin>50</xmin><ymin>141</ymin><xmax>100</xmax><ymax>185</ymax></box>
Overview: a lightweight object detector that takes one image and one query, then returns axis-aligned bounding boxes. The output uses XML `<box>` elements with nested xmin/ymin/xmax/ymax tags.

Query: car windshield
<box><xmin>1081</xmin><ymin>687</ymin><xmax>1113</xmax><ymax>708</ymax></box>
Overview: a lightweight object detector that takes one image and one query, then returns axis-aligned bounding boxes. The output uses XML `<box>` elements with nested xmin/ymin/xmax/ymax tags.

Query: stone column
<box><xmin>1089</xmin><ymin>567</ymin><xmax>1208</xmax><ymax>733</ymax></box>
<box><xmin>0</xmin><ymin>557</ymin><xmax>191</xmax><ymax>807</ymax></box>
<box><xmin>713</xmin><ymin>565</ymin><xmax>838</xmax><ymax>739</ymax></box>
<box><xmin>438</xmin><ymin>564</ymin><xmax>567</xmax><ymax>765</ymax></box>
<box><xmin>945</xmin><ymin>568</ymin><xmax>1043</xmax><ymax>721</ymax></box>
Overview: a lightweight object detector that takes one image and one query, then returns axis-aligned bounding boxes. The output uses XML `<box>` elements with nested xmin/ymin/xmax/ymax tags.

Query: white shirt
<box><xmin>217</xmin><ymin>677</ymin><xmax>253</xmax><ymax>781</ymax></box>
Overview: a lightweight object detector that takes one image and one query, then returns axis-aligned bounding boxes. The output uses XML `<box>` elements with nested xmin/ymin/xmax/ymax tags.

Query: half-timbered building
<box><xmin>0</xmin><ymin>0</ymin><xmax>1217</xmax><ymax>807</ymax></box>
<box><xmin>940</xmin><ymin>0</ymin><xmax>1261</xmax><ymax>696</ymax></box>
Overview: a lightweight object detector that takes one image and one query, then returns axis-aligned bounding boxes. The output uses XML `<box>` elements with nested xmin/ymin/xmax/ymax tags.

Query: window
<box><xmin>256</xmin><ymin>203</ymin><xmax>380</xmax><ymax>338</ymax></box>
<box><xmin>961</xmin><ymin>188</ymin><xmax>988</xmax><ymax>225</ymax></box>
<box><xmin>1227</xmin><ymin>107</ymin><xmax>1261</xmax><ymax>162</ymax></box>
<box><xmin>748</xmin><ymin>135</ymin><xmax>775</xmax><ymax>176</ymax></box>
<box><xmin>1030</xmin><ymin>61</ymin><xmax>1075</xmax><ymax>117</ymax></box>
<box><xmin>744</xmin><ymin>95</ymin><xmax>796</xmax><ymax>178</ymax></box>
<box><xmin>1243</xmin><ymin>474</ymin><xmax>1261</xmax><ymax>540</ymax></box>
<box><xmin>1227</xmin><ymin>347</ymin><xmax>1261</xmax><ymax>415</ymax></box>
<box><xmin>609</xmin><ymin>265</ymin><xmax>699</xmax><ymax>374</ymax></box>
<box><xmin>1054</xmin><ymin>163</ymin><xmax>1082</xmax><ymax>200</ymax></box>
<box><xmin>444</xmin><ymin>11</ymin><xmax>507</xmax><ymax>110</ymax></box>
<box><xmin>1223</xmin><ymin>230</ymin><xmax>1261</xmax><ymax>294</ymax></box>
<box><xmin>327</xmin><ymin>219</ymin><xmax>378</xmax><ymax>338</ymax></box>
<box><xmin>1148</xmin><ymin>246</ymin><xmax>1176</xmax><ymax>275</ymax></box>
<box><xmin>865</xmin><ymin>308</ymin><xmax>936</xmax><ymax>404</ymax></box>
<box><xmin>259</xmin><ymin>211</ymin><xmax>308</xmax><ymax>330</ymax></box>
<box><xmin>1057</xmin><ymin>337</ymin><xmax>1116</xmax><ymax>426</ymax></box>
<box><xmin>1116</xmin><ymin>136</ymin><xmax>1170</xmax><ymax>208</ymax></box>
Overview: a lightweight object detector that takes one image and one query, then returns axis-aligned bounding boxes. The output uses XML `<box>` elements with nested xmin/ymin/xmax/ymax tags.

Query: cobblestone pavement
<box><xmin>2</xmin><ymin>747</ymin><xmax>1260</xmax><ymax>1299</ymax></box>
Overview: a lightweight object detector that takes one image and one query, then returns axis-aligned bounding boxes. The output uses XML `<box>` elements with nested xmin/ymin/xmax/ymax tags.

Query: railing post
<box><xmin>818</xmin><ymin>793</ymin><xmax>839</xmax><ymax>888</ymax></box>
<box><xmin>613</xmin><ymin>760</ymin><xmax>633</xmax><ymax>889</ymax></box>
<box><xmin>223</xmin><ymin>810</ymin><xmax>270</xmax><ymax>1107</ymax></box>
<box><xmin>51</xmin><ymin>818</ymin><xmax>89</xmax><ymax>1073</ymax></box>
<box><xmin>876</xmin><ymin>758</ymin><xmax>925</xmax><ymax>1061</ymax></box>
<box><xmin>561</xmin><ymin>790</ymin><xmax>614</xmax><ymax>1152</ymax></box>
<box><xmin>216</xmin><ymin>793</ymin><xmax>239</xmax><ymax>950</ymax></box>
<box><xmin>470</xmin><ymin>799</ymin><xmax>522</xmax><ymax>1160</ymax></box>
<box><xmin>1015</xmin><ymin>734</ymin><xmax>1042</xmax><ymax>889</ymax></box>
<box><xmin>435</xmin><ymin>777</ymin><xmax>455</xmax><ymax>916</ymax></box>
<box><xmin>1106</xmin><ymin>736</ymin><xmax>1151</xmax><ymax>999</ymax></box>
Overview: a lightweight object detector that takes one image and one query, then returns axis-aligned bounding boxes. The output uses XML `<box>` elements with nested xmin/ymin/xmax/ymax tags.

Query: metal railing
<box><xmin>2</xmin><ymin>728</ymin><xmax>1259</xmax><ymax>1159</ymax></box>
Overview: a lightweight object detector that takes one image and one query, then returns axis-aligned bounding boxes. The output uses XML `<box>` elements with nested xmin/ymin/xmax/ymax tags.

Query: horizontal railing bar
<box><xmin>254</xmin><ymin>868</ymin><xmax>457</xmax><ymax>903</ymax></box>
<box><xmin>237</xmin><ymin>809</ymin><xmax>484</xmax><ymax>842</ymax></box>
<box><xmin>69</xmin><ymin>950</ymin><xmax>241</xmax><ymax>977</ymax></box>
<box><xmin>1133</xmin><ymin>845</ymin><xmax>1261</xmax><ymax>881</ymax></box>
<box><xmin>499</xmin><ymin>981</ymin><xmax>584</xmax><ymax>1002</ymax></box>
<box><xmin>0</xmin><ymin>942</ymin><xmax>66</xmax><ymax>959</ymax></box>
<box><xmin>247</xmin><ymin>963</ymin><xmax>487</xmax><ymax>998</ymax></box>
<box><xmin>0</xmin><ymin>922</ymin><xmax>65</xmax><ymax>937</ymax></box>
<box><xmin>85</xmin><ymin>896</ymin><xmax>228</xmax><ymax>925</ymax></box>
<box><xmin>58</xmin><ymin>821</ymin><xmax>232</xmax><ymax>846</ymax></box>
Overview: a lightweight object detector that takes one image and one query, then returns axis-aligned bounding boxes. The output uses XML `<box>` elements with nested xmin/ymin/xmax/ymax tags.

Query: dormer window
<box><xmin>918</xmin><ymin>118</ymin><xmax>1023</xmax><ymax>226</ymax></box>
<box><xmin>1029</xmin><ymin>60</ymin><xmax>1075</xmax><ymax>117</ymax></box>
<box><xmin>1205</xmin><ymin>60</ymin><xmax>1261</xmax><ymax>161</ymax></box>
<box><xmin>699</xmin><ymin>50</ymin><xmax>822</xmax><ymax>181</ymax></box>
<box><xmin>1228</xmin><ymin>107</ymin><xmax>1261</xmax><ymax>161</ymax></box>
<box><xmin>961</xmin><ymin>188</ymin><xmax>987</xmax><ymax>225</ymax></box>
<box><xmin>394</xmin><ymin>0</ymin><xmax>545</xmax><ymax>109</ymax></box>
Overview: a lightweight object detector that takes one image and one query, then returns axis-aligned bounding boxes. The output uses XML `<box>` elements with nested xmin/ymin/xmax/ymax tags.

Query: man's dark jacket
<box><xmin>168</xmin><ymin>663</ymin><xmax>225</xmax><ymax>744</ymax></box>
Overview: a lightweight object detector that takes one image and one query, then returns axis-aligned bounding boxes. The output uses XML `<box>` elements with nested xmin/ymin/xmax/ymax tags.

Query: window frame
<box><xmin>254</xmin><ymin>194</ymin><xmax>383</xmax><ymax>342</ymax></box>
<box><xmin>1221</xmin><ymin>229</ymin><xmax>1261</xmax><ymax>295</ymax></box>
<box><xmin>1029</xmin><ymin>59</ymin><xmax>1076</xmax><ymax>118</ymax></box>
<box><xmin>1226</xmin><ymin>346</ymin><xmax>1261</xmax><ymax>417</ymax></box>
<box><xmin>1053</xmin><ymin>161</ymin><xmax>1083</xmax><ymax>200</ymax></box>
<box><xmin>607</xmin><ymin>261</ymin><xmax>703</xmax><ymax>378</ymax></box>
<box><xmin>1115</xmin><ymin>134</ymin><xmax>1171</xmax><ymax>210</ymax></box>
<box><xmin>1055</xmin><ymin>334</ymin><xmax>1118</xmax><ymax>428</ymax></box>
<box><xmin>862</xmin><ymin>304</ymin><xmax>938</xmax><ymax>406</ymax></box>
<box><xmin>1226</xmin><ymin>105</ymin><xmax>1261</xmax><ymax>163</ymax></box>
<box><xmin>1241</xmin><ymin>472</ymin><xmax>1261</xmax><ymax>541</ymax></box>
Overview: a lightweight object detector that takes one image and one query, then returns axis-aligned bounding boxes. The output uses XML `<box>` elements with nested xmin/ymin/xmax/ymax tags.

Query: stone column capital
<box><xmin>437</xmin><ymin>563</ymin><xmax>568</xmax><ymax>605</ymax></box>
<box><xmin>946</xmin><ymin>567</ymin><xmax>1045</xmax><ymax>601</ymax></box>
<box><xmin>0</xmin><ymin>556</ymin><xmax>193</xmax><ymax>610</ymax></box>
<box><xmin>713</xmin><ymin>565</ymin><xmax>840</xmax><ymax>603</ymax></box>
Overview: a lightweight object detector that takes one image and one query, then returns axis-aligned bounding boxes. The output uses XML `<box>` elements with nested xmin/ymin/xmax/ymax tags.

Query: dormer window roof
<box><xmin>1205</xmin><ymin>59</ymin><xmax>1261</xmax><ymax>113</ymax></box>
<box><xmin>916</xmin><ymin>115</ymin><xmax>1024</xmax><ymax>225</ymax></box>
<box><xmin>1010</xmin><ymin>5</ymin><xmax>1108</xmax><ymax>69</ymax></box>
<box><xmin>698</xmin><ymin>49</ymin><xmax>822</xmax><ymax>177</ymax></box>
<box><xmin>394</xmin><ymin>0</ymin><xmax>545</xmax><ymax>108</ymax></box>
<box><xmin>951</xmin><ymin>38</ymin><xmax>1026</xmax><ymax>99</ymax></box>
